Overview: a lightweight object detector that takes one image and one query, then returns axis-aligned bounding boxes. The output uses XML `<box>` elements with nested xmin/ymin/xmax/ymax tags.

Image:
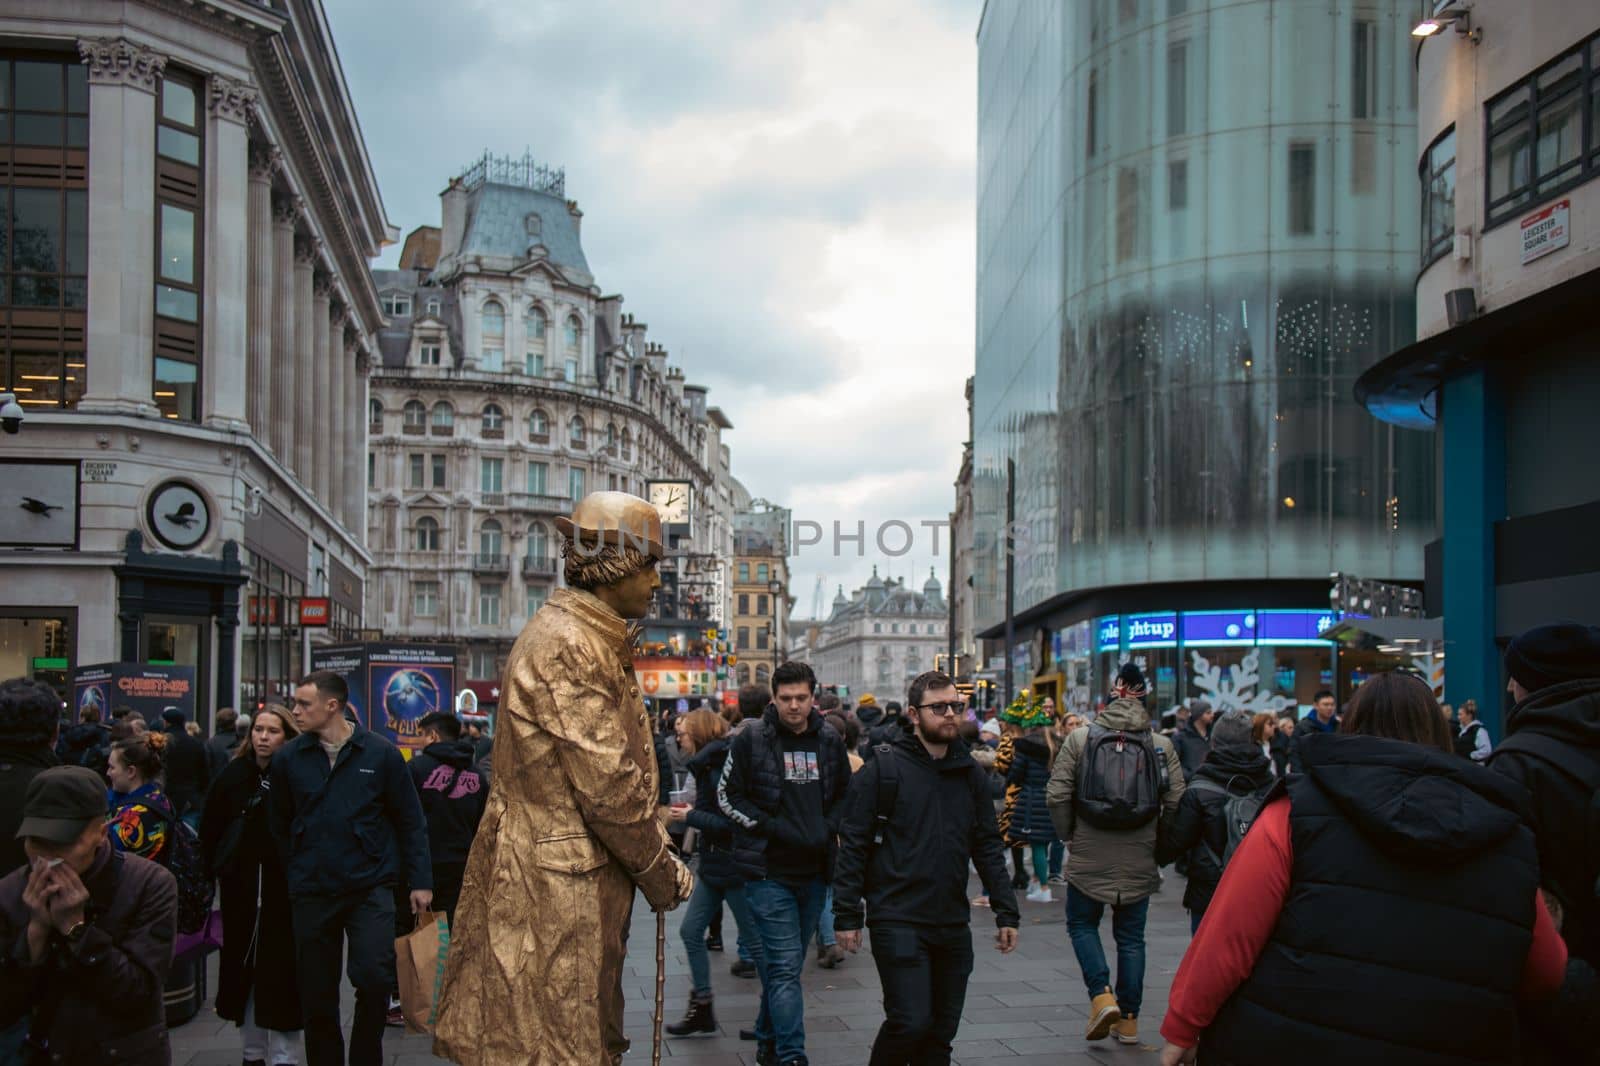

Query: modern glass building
<box><xmin>974</xmin><ymin>0</ymin><xmax>1436</xmax><ymax>711</ymax></box>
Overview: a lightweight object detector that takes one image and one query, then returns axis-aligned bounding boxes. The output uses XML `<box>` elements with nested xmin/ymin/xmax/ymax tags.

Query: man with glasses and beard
<box><xmin>832</xmin><ymin>671</ymin><xmax>1020</xmax><ymax>1066</ymax></box>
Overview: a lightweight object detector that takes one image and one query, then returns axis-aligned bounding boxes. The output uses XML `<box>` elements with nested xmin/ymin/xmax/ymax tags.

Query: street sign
<box><xmin>1520</xmin><ymin>198</ymin><xmax>1570</xmax><ymax>264</ymax></box>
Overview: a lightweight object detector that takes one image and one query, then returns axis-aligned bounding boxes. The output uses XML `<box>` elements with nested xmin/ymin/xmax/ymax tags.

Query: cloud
<box><xmin>328</xmin><ymin>0</ymin><xmax>981</xmax><ymax>620</ymax></box>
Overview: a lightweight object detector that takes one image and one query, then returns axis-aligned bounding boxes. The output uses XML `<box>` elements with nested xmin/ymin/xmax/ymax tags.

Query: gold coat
<box><xmin>432</xmin><ymin>588</ymin><xmax>688</xmax><ymax>1066</ymax></box>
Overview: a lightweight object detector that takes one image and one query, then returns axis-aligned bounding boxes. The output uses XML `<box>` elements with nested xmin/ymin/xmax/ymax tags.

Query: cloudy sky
<box><xmin>327</xmin><ymin>0</ymin><xmax>980</xmax><ymax>618</ymax></box>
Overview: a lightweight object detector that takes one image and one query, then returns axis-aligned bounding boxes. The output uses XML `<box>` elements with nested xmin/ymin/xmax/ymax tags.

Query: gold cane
<box><xmin>652</xmin><ymin>909</ymin><xmax>667</xmax><ymax>1066</ymax></box>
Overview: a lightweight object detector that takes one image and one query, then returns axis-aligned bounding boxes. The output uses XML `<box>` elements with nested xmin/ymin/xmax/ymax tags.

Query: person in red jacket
<box><xmin>1160</xmin><ymin>671</ymin><xmax>1567</xmax><ymax>1066</ymax></box>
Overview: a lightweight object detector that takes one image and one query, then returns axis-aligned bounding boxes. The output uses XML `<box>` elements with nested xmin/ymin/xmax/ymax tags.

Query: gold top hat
<box><xmin>555</xmin><ymin>491</ymin><xmax>666</xmax><ymax>560</ymax></box>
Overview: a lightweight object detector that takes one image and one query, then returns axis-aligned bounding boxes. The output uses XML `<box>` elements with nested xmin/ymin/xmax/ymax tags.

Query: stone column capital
<box><xmin>76</xmin><ymin>37</ymin><xmax>168</xmax><ymax>91</ymax></box>
<box><xmin>272</xmin><ymin>193</ymin><xmax>302</xmax><ymax>227</ymax></box>
<box><xmin>248</xmin><ymin>142</ymin><xmax>281</xmax><ymax>183</ymax></box>
<box><xmin>356</xmin><ymin>352</ymin><xmax>373</xmax><ymax>375</ymax></box>
<box><xmin>209</xmin><ymin>73</ymin><xmax>257</xmax><ymax>125</ymax></box>
<box><xmin>313</xmin><ymin>271</ymin><xmax>335</xmax><ymax>300</ymax></box>
<box><xmin>294</xmin><ymin>234</ymin><xmax>320</xmax><ymax>266</ymax></box>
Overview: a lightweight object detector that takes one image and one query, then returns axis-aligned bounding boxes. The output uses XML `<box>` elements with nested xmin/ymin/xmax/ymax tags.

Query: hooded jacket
<box><xmin>1044</xmin><ymin>697</ymin><xmax>1185</xmax><ymax>905</ymax></box>
<box><xmin>408</xmin><ymin>738</ymin><xmax>488</xmax><ymax>867</ymax></box>
<box><xmin>833</xmin><ymin>728</ymin><xmax>1020</xmax><ymax>931</ymax></box>
<box><xmin>1491</xmin><ymin>677</ymin><xmax>1600</xmax><ymax>966</ymax></box>
<box><xmin>1157</xmin><ymin>744</ymin><xmax>1274</xmax><ymax>913</ymax></box>
<box><xmin>683</xmin><ymin>736</ymin><xmax>739</xmax><ymax>888</ymax></box>
<box><xmin>1203</xmin><ymin>733</ymin><xmax>1542</xmax><ymax>1065</ymax></box>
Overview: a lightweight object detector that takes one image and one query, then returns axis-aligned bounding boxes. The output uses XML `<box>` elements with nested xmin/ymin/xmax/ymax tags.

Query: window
<box><xmin>1086</xmin><ymin>69</ymin><xmax>1100</xmax><ymax>157</ymax></box>
<box><xmin>478</xmin><ymin>584</ymin><xmax>502</xmax><ymax>626</ymax></box>
<box><xmin>1166</xmin><ymin>41</ymin><xmax>1188</xmax><ymax>137</ymax></box>
<box><xmin>1421</xmin><ymin>127</ymin><xmax>1457</xmax><ymax>266</ymax></box>
<box><xmin>1116</xmin><ymin>167</ymin><xmax>1141</xmax><ymax>262</ymax></box>
<box><xmin>569</xmin><ymin>416</ymin><xmax>586</xmax><ymax>447</ymax></box>
<box><xmin>568</xmin><ymin>466</ymin><xmax>585</xmax><ymax>502</ymax></box>
<box><xmin>738</xmin><ymin>593</ymin><xmax>750</xmax><ymax>614</ymax></box>
<box><xmin>369</xmin><ymin>398</ymin><xmax>383</xmax><ymax>426</ymax></box>
<box><xmin>0</xmin><ymin>56</ymin><xmax>89</xmax><ymax>409</ymax></box>
<box><xmin>528</xmin><ymin>408</ymin><xmax>549</xmax><ymax>440</ymax></box>
<box><xmin>1351</xmin><ymin>19</ymin><xmax>1377</xmax><ymax>120</ymax></box>
<box><xmin>154</xmin><ymin>71</ymin><xmax>203</xmax><ymax>421</ymax></box>
<box><xmin>908</xmin><ymin>624</ymin><xmax>917</xmax><ymax>634</ymax></box>
<box><xmin>737</xmin><ymin>627</ymin><xmax>750</xmax><ymax>650</ymax></box>
<box><xmin>526</xmin><ymin>350</ymin><xmax>545</xmax><ymax>377</ymax></box>
<box><xmin>565</xmin><ymin>357</ymin><xmax>578</xmax><ymax>382</ymax></box>
<box><xmin>403</xmin><ymin>399</ymin><xmax>426</xmax><ymax>429</ymax></box>
<box><xmin>757</xmin><ymin>563</ymin><xmax>769</xmax><ymax>583</ymax></box>
<box><xmin>1486</xmin><ymin>43</ymin><xmax>1592</xmax><ymax>224</ymax></box>
<box><xmin>529</xmin><ymin>521</ymin><xmax>548</xmax><ymax>561</ymax></box>
<box><xmin>431</xmin><ymin>454</ymin><xmax>447</xmax><ymax>489</ymax></box>
<box><xmin>891</xmin><ymin>623</ymin><xmax>900</xmax><ymax>634</ymax></box>
<box><xmin>425</xmin><ymin>298</ymin><xmax>441</xmax><ymax>317</ymax></box>
<box><xmin>564</xmin><ymin>314</ymin><xmax>581</xmax><ymax>354</ymax></box>
<box><xmin>525</xmin><ymin>305</ymin><xmax>546</xmax><ymax>375</ymax></box>
<box><xmin>874</xmin><ymin>623</ymin><xmax>882</xmax><ymax>634</ymax></box>
<box><xmin>470</xmin><ymin>649</ymin><xmax>497</xmax><ymax>680</ymax></box>
<box><xmin>527</xmin><ymin>461</ymin><xmax>548</xmax><ymax>495</ymax></box>
<box><xmin>479</xmin><ymin>518</ymin><xmax>503</xmax><ymax>558</ymax></box>
<box><xmin>605</xmin><ymin>423</ymin><xmax>617</xmax><ymax>453</ymax></box>
<box><xmin>367</xmin><ymin>452</ymin><xmax>374</xmax><ymax>488</ymax></box>
<box><xmin>621</xmin><ymin>428</ymin><xmax>633</xmax><ymax>460</ymax></box>
<box><xmin>757</xmin><ymin>627</ymin><xmax>769</xmax><ymax>650</ymax></box>
<box><xmin>431</xmin><ymin>401</ymin><xmax>454</xmax><ymax>430</ymax></box>
<box><xmin>414</xmin><ymin>516</ymin><xmax>440</xmax><ymax>551</ymax></box>
<box><xmin>757</xmin><ymin>594</ymin><xmax>768</xmax><ymax>615</ymax></box>
<box><xmin>1288</xmin><ymin>143</ymin><xmax>1316</xmax><ymax>235</ymax></box>
<box><xmin>739</xmin><ymin>562</ymin><xmax>750</xmax><ymax>582</ymax></box>
<box><xmin>482</xmin><ymin>403</ymin><xmax>504</xmax><ymax>433</ymax></box>
<box><xmin>1168</xmin><ymin>158</ymin><xmax>1189</xmax><ymax>210</ymax></box>
<box><xmin>413</xmin><ymin>581</ymin><xmax>439</xmax><ymax>618</ymax></box>
<box><xmin>408</xmin><ymin>454</ymin><xmax>425</xmax><ymax>489</ymax></box>
<box><xmin>481</xmin><ymin>347</ymin><xmax>503</xmax><ymax>372</ymax></box>
<box><xmin>381</xmin><ymin>293</ymin><xmax>412</xmax><ymax>317</ymax></box>
<box><xmin>527</xmin><ymin>585</ymin><xmax>548</xmax><ymax>617</ymax></box>
<box><xmin>482</xmin><ymin>300</ymin><xmax>504</xmax><ymax>340</ymax></box>
<box><xmin>419</xmin><ymin>342</ymin><xmax>442</xmax><ymax>366</ymax></box>
<box><xmin>480</xmin><ymin>457</ymin><xmax>503</xmax><ymax>494</ymax></box>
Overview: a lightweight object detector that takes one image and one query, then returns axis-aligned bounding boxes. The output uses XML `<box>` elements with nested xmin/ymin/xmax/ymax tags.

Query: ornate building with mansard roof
<box><xmin>367</xmin><ymin>153</ymin><xmax>740</xmax><ymax>687</ymax></box>
<box><xmin>0</xmin><ymin>0</ymin><xmax>392</xmax><ymax>722</ymax></box>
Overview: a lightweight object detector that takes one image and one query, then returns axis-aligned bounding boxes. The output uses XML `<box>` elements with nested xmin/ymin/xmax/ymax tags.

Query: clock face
<box><xmin>648</xmin><ymin>481</ymin><xmax>692</xmax><ymax>525</ymax></box>
<box><xmin>146</xmin><ymin>480</ymin><xmax>211</xmax><ymax>552</ymax></box>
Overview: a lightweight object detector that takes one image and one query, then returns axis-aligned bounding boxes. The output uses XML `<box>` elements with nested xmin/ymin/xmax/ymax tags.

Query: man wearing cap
<box><xmin>0</xmin><ymin>765</ymin><xmax>178</xmax><ymax>1064</ymax></box>
<box><xmin>433</xmin><ymin>491</ymin><xmax>694</xmax><ymax>1066</ymax></box>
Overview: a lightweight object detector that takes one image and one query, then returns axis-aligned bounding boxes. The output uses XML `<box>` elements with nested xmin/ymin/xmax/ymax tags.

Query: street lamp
<box><xmin>768</xmin><ymin>577</ymin><xmax>784</xmax><ymax>673</ymax></box>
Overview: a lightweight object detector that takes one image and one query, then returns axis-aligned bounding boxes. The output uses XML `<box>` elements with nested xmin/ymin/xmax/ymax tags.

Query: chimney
<box><xmin>440</xmin><ymin>177</ymin><xmax>467</xmax><ymax>259</ymax></box>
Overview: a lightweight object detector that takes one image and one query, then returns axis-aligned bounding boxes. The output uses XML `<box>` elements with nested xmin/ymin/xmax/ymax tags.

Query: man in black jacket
<box><xmin>1172</xmin><ymin>700</ymin><xmax>1214</xmax><ymax>782</ymax></box>
<box><xmin>271</xmin><ymin>670</ymin><xmax>431</xmax><ymax>1066</ymax></box>
<box><xmin>719</xmin><ymin>660</ymin><xmax>850</xmax><ymax>1066</ymax></box>
<box><xmin>159</xmin><ymin>707</ymin><xmax>210</xmax><ymax>824</ymax></box>
<box><xmin>408</xmin><ymin>711</ymin><xmax>486</xmax><ymax>923</ymax></box>
<box><xmin>833</xmin><ymin>670</ymin><xmax>1019</xmax><ymax>1066</ymax></box>
<box><xmin>0</xmin><ymin>678</ymin><xmax>60</xmax><ymax>879</ymax></box>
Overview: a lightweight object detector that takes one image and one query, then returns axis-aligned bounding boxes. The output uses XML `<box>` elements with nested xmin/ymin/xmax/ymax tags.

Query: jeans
<box><xmin>680</xmin><ymin>878</ymin><xmax>765</xmax><ymax>1027</ymax></box>
<box><xmin>811</xmin><ymin>884</ymin><xmax>836</xmax><ymax>948</ymax></box>
<box><xmin>1048</xmin><ymin>840</ymin><xmax>1064</xmax><ymax>879</ymax></box>
<box><xmin>292</xmin><ymin>884</ymin><xmax>396</xmax><ymax>1066</ymax></box>
<box><xmin>867</xmin><ymin>923</ymin><xmax>974</xmax><ymax>1066</ymax></box>
<box><xmin>1064</xmin><ymin>884</ymin><xmax>1149</xmax><ymax>1018</ymax></box>
<box><xmin>1189</xmin><ymin>908</ymin><xmax>1205</xmax><ymax>936</ymax></box>
<box><xmin>745</xmin><ymin>876</ymin><xmax>828</xmax><ymax>1064</ymax></box>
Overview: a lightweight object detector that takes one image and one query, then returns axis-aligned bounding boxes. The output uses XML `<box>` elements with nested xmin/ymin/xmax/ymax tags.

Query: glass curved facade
<box><xmin>974</xmin><ymin>0</ymin><xmax>1436</xmax><ymax>632</ymax></box>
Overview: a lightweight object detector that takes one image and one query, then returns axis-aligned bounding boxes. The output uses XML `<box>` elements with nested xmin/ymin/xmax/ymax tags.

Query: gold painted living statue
<box><xmin>433</xmin><ymin>491</ymin><xmax>694</xmax><ymax>1066</ymax></box>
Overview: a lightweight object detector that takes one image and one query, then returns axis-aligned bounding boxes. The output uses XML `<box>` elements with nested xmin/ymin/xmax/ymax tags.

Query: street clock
<box><xmin>647</xmin><ymin>480</ymin><xmax>693</xmax><ymax>525</ymax></box>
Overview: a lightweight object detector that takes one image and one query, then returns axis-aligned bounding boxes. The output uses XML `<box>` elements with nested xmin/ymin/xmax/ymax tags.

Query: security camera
<box><xmin>248</xmin><ymin>485</ymin><xmax>265</xmax><ymax>500</ymax></box>
<box><xmin>0</xmin><ymin>393</ymin><xmax>23</xmax><ymax>435</ymax></box>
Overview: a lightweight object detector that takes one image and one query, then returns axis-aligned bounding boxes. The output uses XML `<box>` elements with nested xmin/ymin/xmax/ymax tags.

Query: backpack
<box><xmin>1074</xmin><ymin>724</ymin><xmax>1168</xmax><ymax>831</ymax></box>
<box><xmin>871</xmin><ymin>743</ymin><xmax>899</xmax><ymax>846</ymax></box>
<box><xmin>1493</xmin><ymin>733</ymin><xmax>1600</xmax><ymax>912</ymax></box>
<box><xmin>1187</xmin><ymin>776</ymin><xmax>1269</xmax><ymax>868</ymax></box>
<box><xmin>154</xmin><ymin>810</ymin><xmax>212</xmax><ymax>935</ymax></box>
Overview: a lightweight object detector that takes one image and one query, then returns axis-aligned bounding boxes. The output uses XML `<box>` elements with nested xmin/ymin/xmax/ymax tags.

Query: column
<box><xmin>270</xmin><ymin>196</ymin><xmax>298</xmax><ymax>467</ymax></box>
<box><xmin>326</xmin><ymin>304</ymin><xmax>347</xmax><ymax>516</ymax></box>
<box><xmin>1441</xmin><ymin>367</ymin><xmax>1508</xmax><ymax>738</ymax></box>
<box><xmin>342</xmin><ymin>343</ymin><xmax>364</xmax><ymax>536</ymax></box>
<box><xmin>292</xmin><ymin>237</ymin><xmax>317</xmax><ymax>483</ymax></box>
<box><xmin>245</xmin><ymin>143</ymin><xmax>278</xmax><ymax>447</ymax></box>
<box><xmin>76</xmin><ymin>37</ymin><xmax>166</xmax><ymax>416</ymax></box>
<box><xmin>202</xmin><ymin>74</ymin><xmax>253</xmax><ymax>431</ymax></box>
<box><xmin>310</xmin><ymin>270</ymin><xmax>333</xmax><ymax>503</ymax></box>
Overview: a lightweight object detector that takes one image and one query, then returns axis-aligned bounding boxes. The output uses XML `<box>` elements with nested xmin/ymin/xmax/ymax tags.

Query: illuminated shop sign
<box><xmin>1094</xmin><ymin>610</ymin><xmax>1339</xmax><ymax>652</ymax></box>
<box><xmin>1096</xmin><ymin>616</ymin><xmax>1121</xmax><ymax>652</ymax></box>
<box><xmin>1126</xmin><ymin>612</ymin><xmax>1178</xmax><ymax>648</ymax></box>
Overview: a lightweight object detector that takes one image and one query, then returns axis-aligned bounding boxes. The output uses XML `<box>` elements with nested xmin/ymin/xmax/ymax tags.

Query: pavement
<box><xmin>170</xmin><ymin>872</ymin><xmax>1191</xmax><ymax>1065</ymax></box>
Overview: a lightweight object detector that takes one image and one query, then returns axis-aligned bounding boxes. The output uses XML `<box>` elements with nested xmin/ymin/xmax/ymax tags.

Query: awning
<box><xmin>1354</xmin><ymin>264</ymin><xmax>1600</xmax><ymax>430</ymax></box>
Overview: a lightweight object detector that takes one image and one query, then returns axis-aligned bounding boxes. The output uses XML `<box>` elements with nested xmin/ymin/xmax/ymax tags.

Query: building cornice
<box><xmin>77</xmin><ymin>36</ymin><xmax>168</xmax><ymax>91</ymax></box>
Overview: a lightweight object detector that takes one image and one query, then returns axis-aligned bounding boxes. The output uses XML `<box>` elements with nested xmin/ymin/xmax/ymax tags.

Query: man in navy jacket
<box><xmin>270</xmin><ymin>670</ymin><xmax>431</xmax><ymax>1066</ymax></box>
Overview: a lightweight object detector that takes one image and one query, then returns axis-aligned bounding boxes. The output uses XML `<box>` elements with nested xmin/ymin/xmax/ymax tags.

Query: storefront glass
<box><xmin>0</xmin><ymin>614</ymin><xmax>73</xmax><ymax>699</ymax></box>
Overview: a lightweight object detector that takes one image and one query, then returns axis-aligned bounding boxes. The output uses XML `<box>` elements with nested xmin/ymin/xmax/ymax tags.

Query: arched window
<box><xmin>564</xmin><ymin>314</ymin><xmax>581</xmax><ymax>381</ymax></box>
<box><xmin>369</xmin><ymin>398</ymin><xmax>383</xmax><ymax>426</ymax></box>
<box><xmin>755</xmin><ymin>664</ymin><xmax>770</xmax><ymax>685</ymax></box>
<box><xmin>569</xmin><ymin>416</ymin><xmax>586</xmax><ymax>447</ymax></box>
<box><xmin>403</xmin><ymin>399</ymin><xmax>426</xmax><ymax>429</ymax></box>
<box><xmin>431</xmin><ymin>401</ymin><xmax>454</xmax><ymax>429</ymax></box>
<box><xmin>525</xmin><ymin>305</ymin><xmax>547</xmax><ymax>376</ymax></box>
<box><xmin>529</xmin><ymin>521</ymin><xmax>548</xmax><ymax>562</ymax></box>
<box><xmin>621</xmin><ymin>428</ymin><xmax>632</xmax><ymax>460</ymax></box>
<box><xmin>528</xmin><ymin>408</ymin><xmax>549</xmax><ymax>439</ymax></box>
<box><xmin>605</xmin><ymin>423</ymin><xmax>617</xmax><ymax>453</ymax></box>
<box><xmin>479</xmin><ymin>518</ymin><xmax>503</xmax><ymax>559</ymax></box>
<box><xmin>482</xmin><ymin>300</ymin><xmax>505</xmax><ymax>339</ymax></box>
<box><xmin>414</xmin><ymin>515</ymin><xmax>440</xmax><ymax>551</ymax></box>
<box><xmin>482</xmin><ymin>403</ymin><xmax>504</xmax><ymax>432</ymax></box>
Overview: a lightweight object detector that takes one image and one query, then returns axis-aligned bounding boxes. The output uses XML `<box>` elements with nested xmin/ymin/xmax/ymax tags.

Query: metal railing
<box><xmin>472</xmin><ymin>553</ymin><xmax>509</xmax><ymax>575</ymax></box>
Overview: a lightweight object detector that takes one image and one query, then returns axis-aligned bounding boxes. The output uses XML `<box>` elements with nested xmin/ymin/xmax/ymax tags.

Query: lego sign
<box><xmin>1520</xmin><ymin>198</ymin><xmax>1569</xmax><ymax>265</ymax></box>
<box><xmin>299</xmin><ymin>597</ymin><xmax>330</xmax><ymax>626</ymax></box>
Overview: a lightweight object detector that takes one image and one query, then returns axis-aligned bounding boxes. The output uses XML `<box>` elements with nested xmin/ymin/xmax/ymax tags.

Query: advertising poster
<box><xmin>71</xmin><ymin>663</ymin><xmax>196</xmax><ymax>723</ymax></box>
<box><xmin>367</xmin><ymin>644</ymin><xmax>456</xmax><ymax>756</ymax></box>
<box><xmin>309</xmin><ymin>643</ymin><xmax>368</xmax><ymax>729</ymax></box>
<box><xmin>634</xmin><ymin>657</ymin><xmax>715</xmax><ymax>700</ymax></box>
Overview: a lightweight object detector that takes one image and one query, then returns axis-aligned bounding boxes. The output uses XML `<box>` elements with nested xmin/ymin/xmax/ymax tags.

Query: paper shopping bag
<box><xmin>394</xmin><ymin>910</ymin><xmax>450</xmax><ymax>1035</ymax></box>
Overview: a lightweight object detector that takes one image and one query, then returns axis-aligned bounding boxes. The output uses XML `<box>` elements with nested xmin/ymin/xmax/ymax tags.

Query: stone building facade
<box><xmin>0</xmin><ymin>0</ymin><xmax>390</xmax><ymax>720</ymax></box>
<box><xmin>809</xmin><ymin>568</ymin><xmax>947</xmax><ymax>704</ymax></box>
<box><xmin>366</xmin><ymin>154</ymin><xmax>739</xmax><ymax>682</ymax></box>
<box><xmin>730</xmin><ymin>504</ymin><xmax>792</xmax><ymax>689</ymax></box>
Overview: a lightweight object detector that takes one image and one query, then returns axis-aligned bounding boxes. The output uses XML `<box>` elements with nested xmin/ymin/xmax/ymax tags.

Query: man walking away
<box><xmin>720</xmin><ymin>660</ymin><xmax>851</xmax><ymax>1066</ymax></box>
<box><xmin>1455</xmin><ymin>699</ymin><xmax>1493</xmax><ymax>762</ymax></box>
<box><xmin>833</xmin><ymin>670</ymin><xmax>1020</xmax><ymax>1065</ymax></box>
<box><xmin>0</xmin><ymin>765</ymin><xmax>178</xmax><ymax>1064</ymax></box>
<box><xmin>206</xmin><ymin>707</ymin><xmax>242</xmax><ymax>779</ymax></box>
<box><xmin>1045</xmin><ymin>663</ymin><xmax>1183</xmax><ymax>1046</ymax></box>
<box><xmin>56</xmin><ymin>704</ymin><xmax>105</xmax><ymax>769</ymax></box>
<box><xmin>0</xmin><ymin>678</ymin><xmax>61</xmax><ymax>878</ymax></box>
<box><xmin>1288</xmin><ymin>690</ymin><xmax>1338</xmax><ymax>774</ymax></box>
<box><xmin>158</xmin><ymin>708</ymin><xmax>210</xmax><ymax>826</ymax></box>
<box><xmin>1173</xmin><ymin>700</ymin><xmax>1214</xmax><ymax>783</ymax></box>
<box><xmin>407</xmin><ymin>710</ymin><xmax>487</xmax><ymax>924</ymax></box>
<box><xmin>271</xmin><ymin>670</ymin><xmax>432</xmax><ymax>1066</ymax></box>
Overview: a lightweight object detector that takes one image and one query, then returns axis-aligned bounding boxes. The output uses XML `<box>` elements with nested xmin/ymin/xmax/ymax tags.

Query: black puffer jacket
<box><xmin>1157</xmin><ymin>744</ymin><xmax>1274</xmax><ymax>913</ymax></box>
<box><xmin>684</xmin><ymin>737</ymin><xmax>738</xmax><ymax>888</ymax></box>
<box><xmin>1205</xmin><ymin>733</ymin><xmax>1540</xmax><ymax>1066</ymax></box>
<box><xmin>1005</xmin><ymin>735</ymin><xmax>1054</xmax><ymax>843</ymax></box>
<box><xmin>57</xmin><ymin>721</ymin><xmax>107</xmax><ymax>768</ymax></box>
<box><xmin>717</xmin><ymin>704</ymin><xmax>850</xmax><ymax>882</ymax></box>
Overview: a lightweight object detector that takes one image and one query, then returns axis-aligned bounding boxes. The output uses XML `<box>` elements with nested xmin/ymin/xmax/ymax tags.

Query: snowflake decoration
<box><xmin>1189</xmin><ymin>649</ymin><xmax>1292</xmax><ymax>715</ymax></box>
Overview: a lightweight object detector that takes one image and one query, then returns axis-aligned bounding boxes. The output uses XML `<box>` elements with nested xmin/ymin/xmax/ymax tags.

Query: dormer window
<box><xmin>424</xmin><ymin>298</ymin><xmax>441</xmax><ymax>317</ymax></box>
<box><xmin>381</xmin><ymin>293</ymin><xmax>412</xmax><ymax>317</ymax></box>
<box><xmin>524</xmin><ymin>212</ymin><xmax>542</xmax><ymax>239</ymax></box>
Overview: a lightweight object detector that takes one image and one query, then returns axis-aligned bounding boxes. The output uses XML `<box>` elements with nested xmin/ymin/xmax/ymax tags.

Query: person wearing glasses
<box><xmin>832</xmin><ymin>670</ymin><xmax>1020</xmax><ymax>1066</ymax></box>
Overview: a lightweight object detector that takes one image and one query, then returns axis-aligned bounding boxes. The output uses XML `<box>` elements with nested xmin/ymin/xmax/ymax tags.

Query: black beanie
<box><xmin>1116</xmin><ymin>662</ymin><xmax>1147</xmax><ymax>692</ymax></box>
<box><xmin>1504</xmin><ymin>623</ymin><xmax>1600</xmax><ymax>694</ymax></box>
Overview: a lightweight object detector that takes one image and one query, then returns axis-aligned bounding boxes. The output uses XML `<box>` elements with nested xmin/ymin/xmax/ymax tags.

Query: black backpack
<box><xmin>153</xmin><ymin>808</ymin><xmax>213</xmax><ymax>934</ymax></box>
<box><xmin>1074</xmin><ymin>724</ymin><xmax>1168</xmax><ymax>831</ymax></box>
<box><xmin>1187</xmin><ymin>776</ymin><xmax>1270</xmax><ymax>868</ymax></box>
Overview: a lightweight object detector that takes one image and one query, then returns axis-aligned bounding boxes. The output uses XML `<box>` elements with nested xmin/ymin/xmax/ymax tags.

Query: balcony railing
<box><xmin>430</xmin><ymin>423</ymin><xmax>454</xmax><ymax>437</ymax></box>
<box><xmin>506</xmin><ymin>491</ymin><xmax>570</xmax><ymax>513</ymax></box>
<box><xmin>522</xmin><ymin>555</ymin><xmax>557</xmax><ymax>577</ymax></box>
<box><xmin>481</xmin><ymin>492</ymin><xmax>505</xmax><ymax>507</ymax></box>
<box><xmin>402</xmin><ymin>423</ymin><xmax>425</xmax><ymax>435</ymax></box>
<box><xmin>482</xmin><ymin>427</ymin><xmax>504</xmax><ymax>440</ymax></box>
<box><xmin>472</xmin><ymin>553</ymin><xmax>509</xmax><ymax>575</ymax></box>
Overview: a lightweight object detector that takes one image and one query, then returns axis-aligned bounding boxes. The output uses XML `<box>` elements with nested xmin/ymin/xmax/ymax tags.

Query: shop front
<box><xmin>0</xmin><ymin>608</ymin><xmax>76</xmax><ymax>698</ymax></box>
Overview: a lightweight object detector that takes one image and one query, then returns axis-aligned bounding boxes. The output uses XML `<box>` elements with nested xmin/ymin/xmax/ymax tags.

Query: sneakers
<box><xmin>730</xmin><ymin>959</ymin><xmax>757</xmax><ymax>978</ymax></box>
<box><xmin>1047</xmin><ymin>873</ymin><xmax>1067</xmax><ymax>885</ymax></box>
<box><xmin>1111</xmin><ymin>1016</ymin><xmax>1139</xmax><ymax>1045</ymax></box>
<box><xmin>705</xmin><ymin>931</ymin><xmax>724</xmax><ymax>952</ymax></box>
<box><xmin>1025</xmin><ymin>885</ymin><xmax>1054</xmax><ymax>904</ymax></box>
<box><xmin>1085</xmin><ymin>987</ymin><xmax>1121</xmax><ymax>1041</ymax></box>
<box><xmin>755</xmin><ymin>1041</ymin><xmax>778</xmax><ymax>1066</ymax></box>
<box><xmin>384</xmin><ymin>995</ymin><xmax>407</xmax><ymax>1028</ymax></box>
